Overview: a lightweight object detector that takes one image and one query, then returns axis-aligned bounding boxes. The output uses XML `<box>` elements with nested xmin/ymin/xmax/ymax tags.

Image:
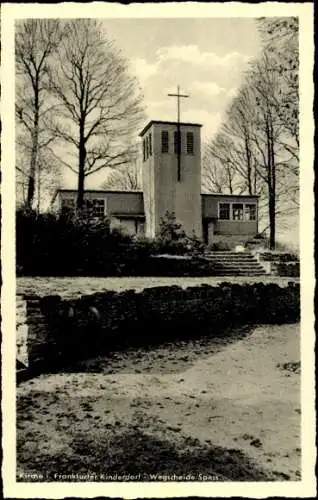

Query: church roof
<box><xmin>51</xmin><ymin>188</ymin><xmax>142</xmax><ymax>204</ymax></box>
<box><xmin>139</xmin><ymin>120</ymin><xmax>202</xmax><ymax>137</ymax></box>
<box><xmin>53</xmin><ymin>188</ymin><xmax>143</xmax><ymax>195</ymax></box>
<box><xmin>201</xmin><ymin>193</ymin><xmax>259</xmax><ymax>198</ymax></box>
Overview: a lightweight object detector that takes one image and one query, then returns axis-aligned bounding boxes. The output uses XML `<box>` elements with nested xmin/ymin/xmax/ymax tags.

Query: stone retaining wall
<box><xmin>16</xmin><ymin>282</ymin><xmax>300</xmax><ymax>377</ymax></box>
<box><xmin>16</xmin><ymin>295</ymin><xmax>28</xmax><ymax>367</ymax></box>
<box><xmin>253</xmin><ymin>252</ymin><xmax>300</xmax><ymax>277</ymax></box>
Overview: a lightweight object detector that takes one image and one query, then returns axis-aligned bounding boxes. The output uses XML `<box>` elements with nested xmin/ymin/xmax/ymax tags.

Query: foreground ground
<box><xmin>17</xmin><ymin>276</ymin><xmax>299</xmax><ymax>298</ymax></box>
<box><xmin>17</xmin><ymin>323</ymin><xmax>300</xmax><ymax>482</ymax></box>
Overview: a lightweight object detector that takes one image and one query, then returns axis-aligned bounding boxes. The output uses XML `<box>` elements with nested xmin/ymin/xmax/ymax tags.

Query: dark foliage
<box><xmin>16</xmin><ymin>209</ymin><xmax>208</xmax><ymax>276</ymax></box>
<box><xmin>208</xmin><ymin>241</ymin><xmax>232</xmax><ymax>251</ymax></box>
<box><xmin>16</xmin><ymin>208</ymin><xmax>149</xmax><ymax>276</ymax></box>
<box><xmin>153</xmin><ymin>211</ymin><xmax>205</xmax><ymax>255</ymax></box>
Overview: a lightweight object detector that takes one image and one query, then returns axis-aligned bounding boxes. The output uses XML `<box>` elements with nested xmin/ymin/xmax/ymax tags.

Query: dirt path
<box><xmin>17</xmin><ymin>324</ymin><xmax>300</xmax><ymax>481</ymax></box>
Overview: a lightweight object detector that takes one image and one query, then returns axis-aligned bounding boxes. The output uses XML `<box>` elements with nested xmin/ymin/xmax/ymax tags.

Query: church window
<box><xmin>149</xmin><ymin>133</ymin><xmax>152</xmax><ymax>156</ymax></box>
<box><xmin>92</xmin><ymin>199</ymin><xmax>105</xmax><ymax>217</ymax></box>
<box><xmin>219</xmin><ymin>203</ymin><xmax>230</xmax><ymax>220</ymax></box>
<box><xmin>84</xmin><ymin>199</ymin><xmax>105</xmax><ymax>218</ymax></box>
<box><xmin>174</xmin><ymin>131</ymin><xmax>181</xmax><ymax>154</ymax></box>
<box><xmin>161</xmin><ymin>130</ymin><xmax>169</xmax><ymax>153</ymax></box>
<box><xmin>187</xmin><ymin>132</ymin><xmax>194</xmax><ymax>154</ymax></box>
<box><xmin>232</xmin><ymin>203</ymin><xmax>244</xmax><ymax>220</ymax></box>
<box><xmin>245</xmin><ymin>204</ymin><xmax>256</xmax><ymax>220</ymax></box>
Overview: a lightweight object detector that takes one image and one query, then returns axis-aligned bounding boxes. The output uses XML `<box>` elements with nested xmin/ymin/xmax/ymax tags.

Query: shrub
<box><xmin>16</xmin><ymin>209</ymin><xmax>154</xmax><ymax>276</ymax></box>
<box><xmin>253</xmin><ymin>233</ymin><xmax>266</xmax><ymax>240</ymax></box>
<box><xmin>16</xmin><ymin>209</ymin><xmax>207</xmax><ymax>276</ymax></box>
<box><xmin>208</xmin><ymin>241</ymin><xmax>232</xmax><ymax>251</ymax></box>
<box><xmin>140</xmin><ymin>255</ymin><xmax>217</xmax><ymax>277</ymax></box>
<box><xmin>153</xmin><ymin>211</ymin><xmax>205</xmax><ymax>255</ymax></box>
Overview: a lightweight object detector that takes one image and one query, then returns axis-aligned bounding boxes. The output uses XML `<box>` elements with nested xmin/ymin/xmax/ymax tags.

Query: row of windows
<box><xmin>162</xmin><ymin>130</ymin><xmax>194</xmax><ymax>155</ymax></box>
<box><xmin>219</xmin><ymin>202</ymin><xmax>257</xmax><ymax>221</ymax></box>
<box><xmin>61</xmin><ymin>199</ymin><xmax>256</xmax><ymax>221</ymax></box>
<box><xmin>142</xmin><ymin>130</ymin><xmax>194</xmax><ymax>161</ymax></box>
<box><xmin>61</xmin><ymin>198</ymin><xmax>105</xmax><ymax>218</ymax></box>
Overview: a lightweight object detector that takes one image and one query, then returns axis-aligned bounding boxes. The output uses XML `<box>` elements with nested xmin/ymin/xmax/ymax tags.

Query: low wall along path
<box><xmin>16</xmin><ymin>281</ymin><xmax>300</xmax><ymax>379</ymax></box>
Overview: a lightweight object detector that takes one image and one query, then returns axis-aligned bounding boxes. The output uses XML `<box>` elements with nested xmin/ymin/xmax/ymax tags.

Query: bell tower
<box><xmin>140</xmin><ymin>119</ymin><xmax>202</xmax><ymax>239</ymax></box>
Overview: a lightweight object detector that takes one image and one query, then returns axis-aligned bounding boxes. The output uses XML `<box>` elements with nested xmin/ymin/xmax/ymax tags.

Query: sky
<box><xmin>101</xmin><ymin>18</ymin><xmax>261</xmax><ymax>141</ymax></box>
<box><xmin>62</xmin><ymin>18</ymin><xmax>261</xmax><ymax>190</ymax></box>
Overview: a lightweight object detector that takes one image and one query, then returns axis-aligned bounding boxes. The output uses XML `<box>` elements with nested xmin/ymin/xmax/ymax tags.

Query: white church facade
<box><xmin>52</xmin><ymin>120</ymin><xmax>259</xmax><ymax>246</ymax></box>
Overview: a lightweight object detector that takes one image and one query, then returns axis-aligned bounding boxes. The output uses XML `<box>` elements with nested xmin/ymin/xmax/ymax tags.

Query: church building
<box><xmin>51</xmin><ymin>119</ymin><xmax>259</xmax><ymax>246</ymax></box>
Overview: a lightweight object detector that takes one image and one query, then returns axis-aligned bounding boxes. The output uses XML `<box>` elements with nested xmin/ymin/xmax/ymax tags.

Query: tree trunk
<box><xmin>27</xmin><ymin>175</ymin><xmax>35</xmax><ymax>209</ymax></box>
<box><xmin>37</xmin><ymin>162</ymin><xmax>41</xmax><ymax>213</ymax></box>
<box><xmin>77</xmin><ymin>121</ymin><xmax>86</xmax><ymax>210</ymax></box>
<box><xmin>244</xmin><ymin>134</ymin><xmax>253</xmax><ymax>195</ymax></box>
<box><xmin>266</xmin><ymin>117</ymin><xmax>276</xmax><ymax>250</ymax></box>
<box><xmin>269</xmin><ymin>190</ymin><xmax>276</xmax><ymax>250</ymax></box>
<box><xmin>77</xmin><ymin>154</ymin><xmax>85</xmax><ymax>210</ymax></box>
<box><xmin>27</xmin><ymin>85</ymin><xmax>39</xmax><ymax>208</ymax></box>
<box><xmin>253</xmin><ymin>159</ymin><xmax>257</xmax><ymax>194</ymax></box>
<box><xmin>269</xmin><ymin>125</ymin><xmax>276</xmax><ymax>250</ymax></box>
<box><xmin>228</xmin><ymin>165</ymin><xmax>233</xmax><ymax>194</ymax></box>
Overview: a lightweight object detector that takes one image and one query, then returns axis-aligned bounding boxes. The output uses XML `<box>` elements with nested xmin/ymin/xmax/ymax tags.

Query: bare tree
<box><xmin>257</xmin><ymin>17</ymin><xmax>299</xmax><ymax>164</ymax></box>
<box><xmin>201</xmin><ymin>153</ymin><xmax>226</xmax><ymax>194</ymax></box>
<box><xmin>16</xmin><ymin>163</ymin><xmax>28</xmax><ymax>208</ymax></box>
<box><xmin>202</xmin><ymin>134</ymin><xmax>244</xmax><ymax>195</ymax></box>
<box><xmin>15</xmin><ymin>19</ymin><xmax>63</xmax><ymax>208</ymax></box>
<box><xmin>206</xmin><ymin>16</ymin><xmax>299</xmax><ymax>250</ymax></box>
<box><xmin>102</xmin><ymin>161</ymin><xmax>141</xmax><ymax>191</ymax></box>
<box><xmin>246</xmin><ymin>51</ymin><xmax>299</xmax><ymax>249</ymax></box>
<box><xmin>202</xmin><ymin>85</ymin><xmax>265</xmax><ymax>198</ymax></box>
<box><xmin>35</xmin><ymin>150</ymin><xmax>63</xmax><ymax>212</ymax></box>
<box><xmin>101</xmin><ymin>141</ymin><xmax>141</xmax><ymax>191</ymax></box>
<box><xmin>222</xmin><ymin>86</ymin><xmax>262</xmax><ymax>196</ymax></box>
<box><xmin>47</xmin><ymin>19</ymin><xmax>145</xmax><ymax>209</ymax></box>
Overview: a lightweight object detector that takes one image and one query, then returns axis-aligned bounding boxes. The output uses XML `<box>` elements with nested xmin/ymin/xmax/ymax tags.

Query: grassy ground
<box><xmin>17</xmin><ymin>276</ymin><xmax>299</xmax><ymax>298</ymax></box>
<box><xmin>17</xmin><ymin>323</ymin><xmax>300</xmax><ymax>482</ymax></box>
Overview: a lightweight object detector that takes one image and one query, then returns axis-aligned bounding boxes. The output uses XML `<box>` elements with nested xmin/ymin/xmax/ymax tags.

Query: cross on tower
<box><xmin>168</xmin><ymin>85</ymin><xmax>190</xmax><ymax>124</ymax></box>
<box><xmin>168</xmin><ymin>86</ymin><xmax>190</xmax><ymax>181</ymax></box>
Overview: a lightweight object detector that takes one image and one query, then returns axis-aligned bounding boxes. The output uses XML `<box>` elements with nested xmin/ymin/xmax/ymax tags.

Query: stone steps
<box><xmin>203</xmin><ymin>251</ymin><xmax>268</xmax><ymax>276</ymax></box>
